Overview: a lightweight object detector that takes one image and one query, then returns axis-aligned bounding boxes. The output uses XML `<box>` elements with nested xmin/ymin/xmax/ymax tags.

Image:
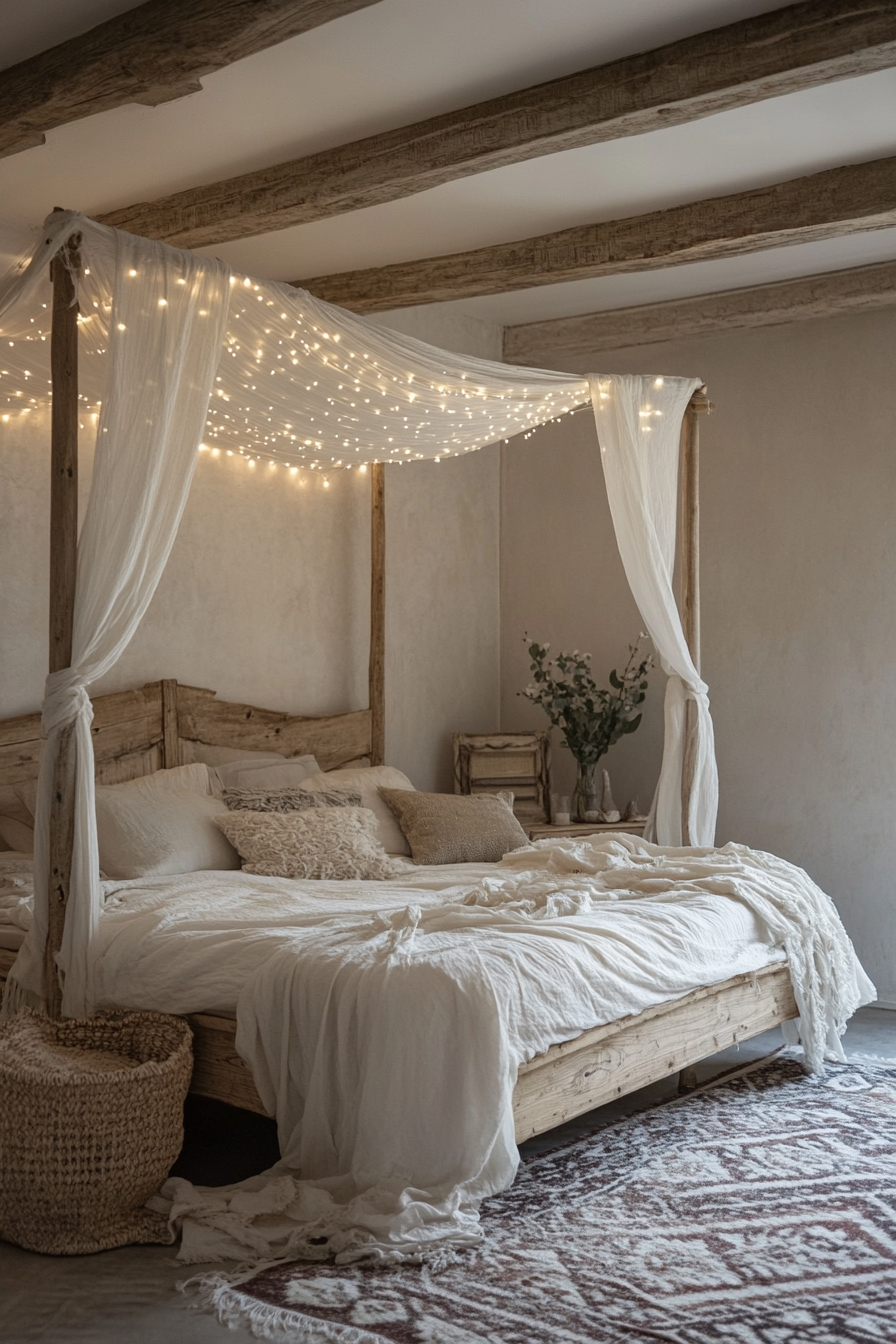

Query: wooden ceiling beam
<box><xmin>98</xmin><ymin>0</ymin><xmax>896</xmax><ymax>247</ymax></box>
<box><xmin>294</xmin><ymin>156</ymin><xmax>896</xmax><ymax>313</ymax></box>
<box><xmin>0</xmin><ymin>0</ymin><xmax>383</xmax><ymax>160</ymax></box>
<box><xmin>503</xmin><ymin>260</ymin><xmax>896</xmax><ymax>368</ymax></box>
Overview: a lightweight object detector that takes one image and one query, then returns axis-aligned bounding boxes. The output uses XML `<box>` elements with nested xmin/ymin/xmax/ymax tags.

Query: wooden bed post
<box><xmin>45</xmin><ymin>223</ymin><xmax>81</xmax><ymax>1019</ymax></box>
<box><xmin>369</xmin><ymin>463</ymin><xmax>386</xmax><ymax>766</ymax></box>
<box><xmin>679</xmin><ymin>387</ymin><xmax>710</xmax><ymax>846</ymax></box>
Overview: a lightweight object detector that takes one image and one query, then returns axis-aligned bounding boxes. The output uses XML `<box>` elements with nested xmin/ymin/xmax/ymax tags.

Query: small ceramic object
<box><xmin>600</xmin><ymin>769</ymin><xmax>621</xmax><ymax>824</ymax></box>
<box><xmin>622</xmin><ymin>799</ymin><xmax>641</xmax><ymax>822</ymax></box>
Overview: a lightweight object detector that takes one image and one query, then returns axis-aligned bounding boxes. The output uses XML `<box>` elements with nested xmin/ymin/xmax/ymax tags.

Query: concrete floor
<box><xmin>2</xmin><ymin>1007</ymin><xmax>893</xmax><ymax>1344</ymax></box>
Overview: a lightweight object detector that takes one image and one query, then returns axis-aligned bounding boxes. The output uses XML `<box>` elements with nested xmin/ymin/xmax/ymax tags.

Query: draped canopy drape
<box><xmin>0</xmin><ymin>212</ymin><xmax>718</xmax><ymax>1015</ymax></box>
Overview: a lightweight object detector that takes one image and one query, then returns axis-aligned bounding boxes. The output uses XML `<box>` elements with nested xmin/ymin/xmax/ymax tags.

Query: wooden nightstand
<box><xmin>526</xmin><ymin>820</ymin><xmax>647</xmax><ymax>841</ymax></box>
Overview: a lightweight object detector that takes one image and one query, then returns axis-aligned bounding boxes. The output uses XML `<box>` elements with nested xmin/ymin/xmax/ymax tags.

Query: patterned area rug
<box><xmin>201</xmin><ymin>1056</ymin><xmax>896</xmax><ymax>1343</ymax></box>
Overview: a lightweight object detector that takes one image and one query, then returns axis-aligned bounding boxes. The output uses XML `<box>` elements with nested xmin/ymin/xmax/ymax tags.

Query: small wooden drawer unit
<box><xmin>526</xmin><ymin>821</ymin><xmax>647</xmax><ymax>841</ymax></box>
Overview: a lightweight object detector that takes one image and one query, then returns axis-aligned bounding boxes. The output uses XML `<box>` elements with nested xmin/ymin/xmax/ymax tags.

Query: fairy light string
<box><xmin>0</xmin><ymin>219</ymin><xmax>598</xmax><ymax>481</ymax></box>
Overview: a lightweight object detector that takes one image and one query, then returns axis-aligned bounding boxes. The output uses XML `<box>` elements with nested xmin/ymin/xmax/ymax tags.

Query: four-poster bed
<box><xmin>0</xmin><ymin>229</ymin><xmax>797</xmax><ymax>1135</ymax></box>
<box><xmin>0</xmin><ymin>209</ymin><xmax>872</xmax><ymax>1270</ymax></box>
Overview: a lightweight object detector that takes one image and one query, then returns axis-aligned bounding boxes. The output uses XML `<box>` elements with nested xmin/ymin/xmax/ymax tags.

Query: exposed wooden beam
<box><xmin>296</xmin><ymin>156</ymin><xmax>896</xmax><ymax>313</ymax></box>
<box><xmin>0</xmin><ymin>0</ymin><xmax>383</xmax><ymax>160</ymax></box>
<box><xmin>503</xmin><ymin>258</ymin><xmax>896</xmax><ymax>367</ymax></box>
<box><xmin>98</xmin><ymin>0</ymin><xmax>896</xmax><ymax>248</ymax></box>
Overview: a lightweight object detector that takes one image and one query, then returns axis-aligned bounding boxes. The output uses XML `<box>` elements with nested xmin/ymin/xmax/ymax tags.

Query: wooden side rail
<box><xmin>513</xmin><ymin>960</ymin><xmax>795</xmax><ymax>1140</ymax></box>
<box><xmin>0</xmin><ymin>950</ymin><xmax>795</xmax><ymax>1144</ymax></box>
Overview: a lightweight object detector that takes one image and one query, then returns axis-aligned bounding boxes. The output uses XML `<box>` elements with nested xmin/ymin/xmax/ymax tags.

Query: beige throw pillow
<box><xmin>0</xmin><ymin>814</ymin><xmax>34</xmax><ymax>854</ymax></box>
<box><xmin>215</xmin><ymin>808</ymin><xmax>395</xmax><ymax>880</ymax></box>
<box><xmin>298</xmin><ymin>766</ymin><xmax>415</xmax><ymax>856</ymax></box>
<box><xmin>379</xmin><ymin>789</ymin><xmax>528</xmax><ymax>865</ymax></box>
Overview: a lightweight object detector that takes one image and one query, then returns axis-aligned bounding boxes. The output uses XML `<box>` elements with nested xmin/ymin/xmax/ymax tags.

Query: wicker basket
<box><xmin>0</xmin><ymin>1007</ymin><xmax>192</xmax><ymax>1255</ymax></box>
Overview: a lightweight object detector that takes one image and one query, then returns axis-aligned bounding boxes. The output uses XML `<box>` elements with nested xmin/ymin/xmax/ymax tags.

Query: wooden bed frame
<box><xmin>0</xmin><ymin>226</ymin><xmax>798</xmax><ymax>1146</ymax></box>
<box><xmin>0</xmin><ymin>674</ymin><xmax>798</xmax><ymax>1142</ymax></box>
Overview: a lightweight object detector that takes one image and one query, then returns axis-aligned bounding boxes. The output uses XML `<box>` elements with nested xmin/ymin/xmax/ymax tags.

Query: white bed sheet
<box><xmin>0</xmin><ymin>854</ymin><xmax>32</xmax><ymax>951</ymax></box>
<box><xmin>2</xmin><ymin>837</ymin><xmax>874</xmax><ymax>1273</ymax></box>
<box><xmin>91</xmin><ymin>855</ymin><xmax>782</xmax><ymax>1022</ymax></box>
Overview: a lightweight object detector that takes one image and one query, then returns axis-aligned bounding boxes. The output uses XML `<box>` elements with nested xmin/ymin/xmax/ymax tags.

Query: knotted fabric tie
<box><xmin>42</xmin><ymin>668</ymin><xmax>94</xmax><ymax>736</ymax></box>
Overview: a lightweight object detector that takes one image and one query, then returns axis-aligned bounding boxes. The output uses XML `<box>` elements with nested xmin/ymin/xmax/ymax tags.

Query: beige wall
<box><xmin>0</xmin><ymin>308</ymin><xmax>502</xmax><ymax>794</ymax></box>
<box><xmin>501</xmin><ymin>309</ymin><xmax>896</xmax><ymax>1004</ymax></box>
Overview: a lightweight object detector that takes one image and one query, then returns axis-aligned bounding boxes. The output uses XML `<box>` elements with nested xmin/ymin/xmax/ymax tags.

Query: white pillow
<box><xmin>183</xmin><ymin>742</ymin><xmax>286</xmax><ymax>769</ymax></box>
<box><xmin>299</xmin><ymin>766</ymin><xmax>415</xmax><ymax>856</ymax></box>
<box><xmin>95</xmin><ymin>764</ymin><xmax>239</xmax><ymax>879</ymax></box>
<box><xmin>223</xmin><ymin>755</ymin><xmax>321</xmax><ymax>792</ymax></box>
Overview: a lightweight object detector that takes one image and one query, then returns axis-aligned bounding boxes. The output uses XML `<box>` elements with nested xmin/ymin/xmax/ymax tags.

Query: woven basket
<box><xmin>0</xmin><ymin>1007</ymin><xmax>192</xmax><ymax>1255</ymax></box>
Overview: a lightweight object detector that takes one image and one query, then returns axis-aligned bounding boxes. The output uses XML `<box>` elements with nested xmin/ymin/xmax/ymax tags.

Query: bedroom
<box><xmin>0</xmin><ymin>1</ymin><xmax>894</xmax><ymax>1340</ymax></box>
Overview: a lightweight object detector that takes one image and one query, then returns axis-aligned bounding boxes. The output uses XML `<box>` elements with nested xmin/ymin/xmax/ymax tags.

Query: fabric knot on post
<box><xmin>42</xmin><ymin>669</ymin><xmax>93</xmax><ymax>736</ymax></box>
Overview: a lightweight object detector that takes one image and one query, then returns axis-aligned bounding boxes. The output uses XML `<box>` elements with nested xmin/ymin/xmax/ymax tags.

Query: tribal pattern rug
<box><xmin>202</xmin><ymin>1056</ymin><xmax>896</xmax><ymax>1344</ymax></box>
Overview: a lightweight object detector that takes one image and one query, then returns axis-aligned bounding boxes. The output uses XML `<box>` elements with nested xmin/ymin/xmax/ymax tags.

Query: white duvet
<box><xmin>0</xmin><ymin>836</ymin><xmax>875</xmax><ymax>1269</ymax></box>
<box><xmin>76</xmin><ymin>833</ymin><xmax>870</xmax><ymax>1272</ymax></box>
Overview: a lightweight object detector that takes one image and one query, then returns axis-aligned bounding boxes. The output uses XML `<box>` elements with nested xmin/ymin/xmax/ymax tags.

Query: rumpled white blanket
<box><xmin>149</xmin><ymin>836</ymin><xmax>873</xmax><ymax>1270</ymax></box>
<box><xmin>0</xmin><ymin>856</ymin><xmax>33</xmax><ymax>932</ymax></box>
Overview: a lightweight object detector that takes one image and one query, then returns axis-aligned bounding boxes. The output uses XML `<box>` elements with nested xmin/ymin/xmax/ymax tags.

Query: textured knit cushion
<box><xmin>299</xmin><ymin>766</ymin><xmax>416</xmax><ymax>856</ymax></box>
<box><xmin>214</xmin><ymin>808</ymin><xmax>396</xmax><ymax>880</ymax></box>
<box><xmin>95</xmin><ymin>764</ymin><xmax>239</xmax><ymax>879</ymax></box>
<box><xmin>379</xmin><ymin>789</ymin><xmax>528</xmax><ymax>865</ymax></box>
<box><xmin>223</xmin><ymin>787</ymin><xmax>361</xmax><ymax>813</ymax></box>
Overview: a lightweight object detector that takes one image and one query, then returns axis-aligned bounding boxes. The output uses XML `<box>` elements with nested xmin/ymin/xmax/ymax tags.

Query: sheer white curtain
<box><xmin>590</xmin><ymin>374</ymin><xmax>718</xmax><ymax>846</ymax></box>
<box><xmin>5</xmin><ymin>222</ymin><xmax>231</xmax><ymax>1017</ymax></box>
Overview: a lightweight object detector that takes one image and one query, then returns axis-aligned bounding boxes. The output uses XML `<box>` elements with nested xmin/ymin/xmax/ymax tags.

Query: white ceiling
<box><xmin>2</xmin><ymin>0</ymin><xmax>895</xmax><ymax>327</ymax></box>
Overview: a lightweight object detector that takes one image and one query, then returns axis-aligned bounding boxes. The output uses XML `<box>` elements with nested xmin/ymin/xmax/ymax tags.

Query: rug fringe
<box><xmin>188</xmin><ymin>1274</ymin><xmax>385</xmax><ymax>1344</ymax></box>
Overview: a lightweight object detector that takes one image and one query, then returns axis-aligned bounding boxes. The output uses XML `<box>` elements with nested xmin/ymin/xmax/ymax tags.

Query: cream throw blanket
<box><xmin>155</xmin><ymin>837</ymin><xmax>873</xmax><ymax>1268</ymax></box>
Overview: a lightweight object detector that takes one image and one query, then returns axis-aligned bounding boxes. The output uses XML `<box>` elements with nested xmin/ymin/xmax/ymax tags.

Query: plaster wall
<box><xmin>501</xmin><ymin>309</ymin><xmax>896</xmax><ymax>1003</ymax></box>
<box><xmin>0</xmin><ymin>307</ymin><xmax>502</xmax><ymax>793</ymax></box>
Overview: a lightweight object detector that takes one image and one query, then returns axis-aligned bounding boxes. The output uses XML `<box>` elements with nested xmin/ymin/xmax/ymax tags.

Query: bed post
<box><xmin>369</xmin><ymin>463</ymin><xmax>386</xmax><ymax>766</ymax></box>
<box><xmin>679</xmin><ymin>388</ymin><xmax>710</xmax><ymax>845</ymax></box>
<box><xmin>160</xmin><ymin>679</ymin><xmax>180</xmax><ymax>768</ymax></box>
<box><xmin>46</xmin><ymin>221</ymin><xmax>81</xmax><ymax>1019</ymax></box>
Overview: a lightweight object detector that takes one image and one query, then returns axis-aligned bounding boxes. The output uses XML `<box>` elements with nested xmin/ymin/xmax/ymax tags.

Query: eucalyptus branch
<box><xmin>520</xmin><ymin>634</ymin><xmax>653</xmax><ymax>767</ymax></box>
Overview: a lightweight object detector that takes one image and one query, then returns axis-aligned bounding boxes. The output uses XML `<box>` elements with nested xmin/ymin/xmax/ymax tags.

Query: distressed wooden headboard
<box><xmin>0</xmin><ymin>680</ymin><xmax>372</xmax><ymax>820</ymax></box>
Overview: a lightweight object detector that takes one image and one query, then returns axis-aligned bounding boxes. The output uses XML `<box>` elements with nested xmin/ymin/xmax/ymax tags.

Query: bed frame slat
<box><xmin>175</xmin><ymin>684</ymin><xmax>371</xmax><ymax>770</ymax></box>
<box><xmin>0</xmin><ymin>954</ymin><xmax>796</xmax><ymax>1142</ymax></box>
<box><xmin>513</xmin><ymin>961</ymin><xmax>795</xmax><ymax>1141</ymax></box>
<box><xmin>0</xmin><ymin>680</ymin><xmax>374</xmax><ymax>802</ymax></box>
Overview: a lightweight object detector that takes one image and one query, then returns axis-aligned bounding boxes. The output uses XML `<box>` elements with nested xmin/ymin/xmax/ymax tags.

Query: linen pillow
<box><xmin>223</xmin><ymin>787</ymin><xmax>361</xmax><ymax>813</ymax></box>
<box><xmin>378</xmin><ymin>788</ymin><xmax>528</xmax><ymax>865</ymax></box>
<box><xmin>95</xmin><ymin>764</ymin><xmax>240</xmax><ymax>879</ymax></box>
<box><xmin>0</xmin><ymin>814</ymin><xmax>34</xmax><ymax>854</ymax></box>
<box><xmin>298</xmin><ymin>766</ymin><xmax>415</xmax><ymax>856</ymax></box>
<box><xmin>222</xmin><ymin>756</ymin><xmax>322</xmax><ymax>791</ymax></box>
<box><xmin>182</xmin><ymin>743</ymin><xmax>287</xmax><ymax>769</ymax></box>
<box><xmin>215</xmin><ymin>808</ymin><xmax>395</xmax><ymax>880</ymax></box>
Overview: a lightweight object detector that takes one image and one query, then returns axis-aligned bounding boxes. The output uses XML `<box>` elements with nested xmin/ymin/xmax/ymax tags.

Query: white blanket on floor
<box><xmin>154</xmin><ymin>836</ymin><xmax>874</xmax><ymax>1269</ymax></box>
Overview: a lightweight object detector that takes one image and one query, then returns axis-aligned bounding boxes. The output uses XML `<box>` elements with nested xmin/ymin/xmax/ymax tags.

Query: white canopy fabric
<box><xmin>0</xmin><ymin>211</ymin><xmax>718</xmax><ymax>1014</ymax></box>
<box><xmin>0</xmin><ymin>212</ymin><xmax>591</xmax><ymax>470</ymax></box>
<box><xmin>2</xmin><ymin>217</ymin><xmax>231</xmax><ymax>1017</ymax></box>
<box><xmin>591</xmin><ymin>375</ymin><xmax>718</xmax><ymax>846</ymax></box>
